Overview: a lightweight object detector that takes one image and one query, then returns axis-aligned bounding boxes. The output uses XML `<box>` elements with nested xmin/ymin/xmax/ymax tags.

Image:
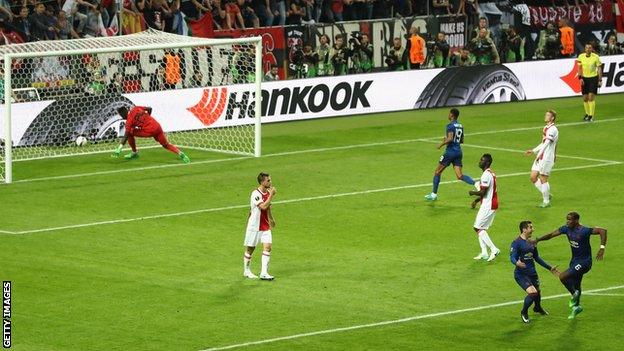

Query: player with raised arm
<box><xmin>533</xmin><ymin>212</ymin><xmax>607</xmax><ymax>319</ymax></box>
<box><xmin>511</xmin><ymin>220</ymin><xmax>560</xmax><ymax>323</ymax></box>
<box><xmin>468</xmin><ymin>154</ymin><xmax>500</xmax><ymax>261</ymax></box>
<box><xmin>243</xmin><ymin>172</ymin><xmax>277</xmax><ymax>281</ymax></box>
<box><xmin>525</xmin><ymin>110</ymin><xmax>558</xmax><ymax>208</ymax></box>
<box><xmin>112</xmin><ymin>106</ymin><xmax>191</xmax><ymax>163</ymax></box>
<box><xmin>425</xmin><ymin>108</ymin><xmax>475</xmax><ymax>201</ymax></box>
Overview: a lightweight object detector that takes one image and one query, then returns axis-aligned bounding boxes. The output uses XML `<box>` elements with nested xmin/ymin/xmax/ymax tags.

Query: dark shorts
<box><xmin>566</xmin><ymin>259</ymin><xmax>592</xmax><ymax>278</ymax></box>
<box><xmin>439</xmin><ymin>150</ymin><xmax>463</xmax><ymax>167</ymax></box>
<box><xmin>515</xmin><ymin>272</ymin><xmax>540</xmax><ymax>291</ymax></box>
<box><xmin>582</xmin><ymin>76</ymin><xmax>599</xmax><ymax>95</ymax></box>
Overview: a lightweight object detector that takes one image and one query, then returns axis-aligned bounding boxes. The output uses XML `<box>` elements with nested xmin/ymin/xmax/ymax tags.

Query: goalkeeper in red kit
<box><xmin>112</xmin><ymin>106</ymin><xmax>190</xmax><ymax>163</ymax></box>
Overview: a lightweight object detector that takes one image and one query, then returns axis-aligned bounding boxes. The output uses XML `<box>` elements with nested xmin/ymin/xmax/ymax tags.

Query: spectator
<box><xmin>331</xmin><ymin>0</ymin><xmax>343</xmax><ymax>22</ymax></box>
<box><xmin>224</xmin><ymin>0</ymin><xmax>245</xmax><ymax>29</ymax></box>
<box><xmin>43</xmin><ymin>5</ymin><xmax>58</xmax><ymax>40</ymax></box>
<box><xmin>287</xmin><ymin>0</ymin><xmax>306</xmax><ymax>24</ymax></box>
<box><xmin>180</xmin><ymin>0</ymin><xmax>209</xmax><ymax>19</ymax></box>
<box><xmin>83</xmin><ymin>4</ymin><xmax>103</xmax><ymax>37</ymax></box>
<box><xmin>61</xmin><ymin>0</ymin><xmax>91</xmax><ymax>37</ymax></box>
<box><xmin>467</xmin><ymin>27</ymin><xmax>500</xmax><ymax>64</ymax></box>
<box><xmin>163</xmin><ymin>49</ymin><xmax>181</xmax><ymax>89</ymax></box>
<box><xmin>0</xmin><ymin>0</ymin><xmax>13</xmax><ymax>22</ymax></box>
<box><xmin>273</xmin><ymin>0</ymin><xmax>285</xmax><ymax>25</ymax></box>
<box><xmin>107</xmin><ymin>72</ymin><xmax>125</xmax><ymax>94</ymax></box>
<box><xmin>56</xmin><ymin>10</ymin><xmax>80</xmax><ymax>39</ymax></box>
<box><xmin>330</xmin><ymin>34</ymin><xmax>348</xmax><ymax>75</ymax></box>
<box><xmin>451</xmin><ymin>48</ymin><xmax>475</xmax><ymax>66</ymax></box>
<box><xmin>558</xmin><ymin>18</ymin><xmax>575</xmax><ymax>57</ymax></box>
<box><xmin>121</xmin><ymin>0</ymin><xmax>144</xmax><ymax>34</ymax></box>
<box><xmin>405</xmin><ymin>26</ymin><xmax>425</xmax><ymax>69</ymax></box>
<box><xmin>12</xmin><ymin>6</ymin><xmax>31</xmax><ymax>41</ymax></box>
<box><xmin>240</xmin><ymin>0</ymin><xmax>259</xmax><ymax>28</ymax></box>
<box><xmin>264</xmin><ymin>64</ymin><xmax>279</xmax><ymax>81</ymax></box>
<box><xmin>149</xmin><ymin>63</ymin><xmax>166</xmax><ymax>91</ymax></box>
<box><xmin>431</xmin><ymin>0</ymin><xmax>450</xmax><ymax>16</ymax></box>
<box><xmin>602</xmin><ymin>34</ymin><xmax>624</xmax><ymax>56</ymax></box>
<box><xmin>28</xmin><ymin>3</ymin><xmax>54</xmax><ymax>41</ymax></box>
<box><xmin>385</xmin><ymin>37</ymin><xmax>407</xmax><ymax>71</ymax></box>
<box><xmin>316</xmin><ymin>33</ymin><xmax>331</xmax><ymax>76</ymax></box>
<box><xmin>139</xmin><ymin>0</ymin><xmax>172</xmax><ymax>32</ymax></box>
<box><xmin>254</xmin><ymin>0</ymin><xmax>274</xmax><ymax>27</ymax></box>
<box><xmin>210</xmin><ymin>0</ymin><xmax>227</xmax><ymax>29</ymax></box>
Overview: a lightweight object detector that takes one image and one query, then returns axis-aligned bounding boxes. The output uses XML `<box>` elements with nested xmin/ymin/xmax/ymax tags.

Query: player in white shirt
<box><xmin>243</xmin><ymin>172</ymin><xmax>277</xmax><ymax>280</ymax></box>
<box><xmin>469</xmin><ymin>154</ymin><xmax>501</xmax><ymax>262</ymax></box>
<box><xmin>525</xmin><ymin>110</ymin><xmax>559</xmax><ymax>208</ymax></box>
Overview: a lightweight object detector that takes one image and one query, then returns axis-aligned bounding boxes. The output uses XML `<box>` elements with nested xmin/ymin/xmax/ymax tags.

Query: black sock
<box><xmin>522</xmin><ymin>293</ymin><xmax>537</xmax><ymax>314</ymax></box>
<box><xmin>534</xmin><ymin>291</ymin><xmax>542</xmax><ymax>310</ymax></box>
<box><xmin>562</xmin><ymin>278</ymin><xmax>576</xmax><ymax>294</ymax></box>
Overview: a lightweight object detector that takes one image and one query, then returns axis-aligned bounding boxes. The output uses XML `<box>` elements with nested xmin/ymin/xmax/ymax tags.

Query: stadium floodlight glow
<box><xmin>1</xmin><ymin>30</ymin><xmax>262</xmax><ymax>184</ymax></box>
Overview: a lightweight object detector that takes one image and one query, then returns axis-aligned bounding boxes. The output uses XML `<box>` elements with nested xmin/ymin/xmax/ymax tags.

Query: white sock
<box><xmin>261</xmin><ymin>251</ymin><xmax>271</xmax><ymax>275</ymax></box>
<box><xmin>479</xmin><ymin>230</ymin><xmax>498</xmax><ymax>252</ymax></box>
<box><xmin>244</xmin><ymin>253</ymin><xmax>252</xmax><ymax>272</ymax></box>
<box><xmin>541</xmin><ymin>182</ymin><xmax>550</xmax><ymax>203</ymax></box>
<box><xmin>478</xmin><ymin>235</ymin><xmax>488</xmax><ymax>255</ymax></box>
<box><xmin>533</xmin><ymin>179</ymin><xmax>542</xmax><ymax>192</ymax></box>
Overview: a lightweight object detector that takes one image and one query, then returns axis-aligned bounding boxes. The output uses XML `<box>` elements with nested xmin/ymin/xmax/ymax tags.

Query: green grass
<box><xmin>1</xmin><ymin>94</ymin><xmax>623</xmax><ymax>350</ymax></box>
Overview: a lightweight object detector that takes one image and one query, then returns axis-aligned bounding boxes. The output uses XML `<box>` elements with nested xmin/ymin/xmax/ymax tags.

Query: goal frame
<box><xmin>2</xmin><ymin>35</ymin><xmax>263</xmax><ymax>184</ymax></box>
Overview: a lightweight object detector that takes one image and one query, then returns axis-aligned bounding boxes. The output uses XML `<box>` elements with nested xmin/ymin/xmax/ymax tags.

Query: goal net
<box><xmin>0</xmin><ymin>30</ymin><xmax>262</xmax><ymax>183</ymax></box>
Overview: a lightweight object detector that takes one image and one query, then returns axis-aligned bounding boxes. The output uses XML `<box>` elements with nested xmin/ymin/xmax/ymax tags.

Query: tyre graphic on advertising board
<box><xmin>18</xmin><ymin>95</ymin><xmax>134</xmax><ymax>147</ymax></box>
<box><xmin>414</xmin><ymin>65</ymin><xmax>526</xmax><ymax>108</ymax></box>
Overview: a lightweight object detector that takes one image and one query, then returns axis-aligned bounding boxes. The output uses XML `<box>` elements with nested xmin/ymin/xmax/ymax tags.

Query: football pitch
<box><xmin>1</xmin><ymin>93</ymin><xmax>623</xmax><ymax>350</ymax></box>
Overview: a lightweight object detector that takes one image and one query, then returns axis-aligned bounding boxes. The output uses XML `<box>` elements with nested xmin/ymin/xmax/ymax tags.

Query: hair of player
<box><xmin>450</xmin><ymin>108</ymin><xmax>460</xmax><ymax>119</ymax></box>
<box><xmin>117</xmin><ymin>106</ymin><xmax>128</xmax><ymax>119</ymax></box>
<box><xmin>257</xmin><ymin>172</ymin><xmax>270</xmax><ymax>184</ymax></box>
<box><xmin>519</xmin><ymin>220</ymin><xmax>532</xmax><ymax>233</ymax></box>
<box><xmin>568</xmin><ymin>211</ymin><xmax>580</xmax><ymax>221</ymax></box>
<box><xmin>547</xmin><ymin>109</ymin><xmax>557</xmax><ymax>120</ymax></box>
<box><xmin>482</xmin><ymin>153</ymin><xmax>493</xmax><ymax>165</ymax></box>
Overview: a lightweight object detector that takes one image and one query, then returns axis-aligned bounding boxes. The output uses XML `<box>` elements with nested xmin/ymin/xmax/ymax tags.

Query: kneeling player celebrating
<box><xmin>112</xmin><ymin>106</ymin><xmax>190</xmax><ymax>163</ymax></box>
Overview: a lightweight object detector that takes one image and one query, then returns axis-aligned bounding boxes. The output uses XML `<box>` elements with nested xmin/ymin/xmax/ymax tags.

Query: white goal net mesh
<box><xmin>0</xmin><ymin>30</ymin><xmax>260</xmax><ymax>182</ymax></box>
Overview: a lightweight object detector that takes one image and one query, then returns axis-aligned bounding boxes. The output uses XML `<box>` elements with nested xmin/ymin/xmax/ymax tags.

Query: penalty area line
<box><xmin>2</xmin><ymin>161</ymin><xmax>619</xmax><ymax>235</ymax></box>
<box><xmin>201</xmin><ymin>285</ymin><xmax>624</xmax><ymax>350</ymax></box>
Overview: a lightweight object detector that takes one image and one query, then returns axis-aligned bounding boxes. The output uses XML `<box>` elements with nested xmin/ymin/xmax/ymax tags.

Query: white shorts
<box><xmin>243</xmin><ymin>230</ymin><xmax>272</xmax><ymax>247</ymax></box>
<box><xmin>531</xmin><ymin>159</ymin><xmax>554</xmax><ymax>176</ymax></box>
<box><xmin>474</xmin><ymin>207</ymin><xmax>496</xmax><ymax>230</ymax></box>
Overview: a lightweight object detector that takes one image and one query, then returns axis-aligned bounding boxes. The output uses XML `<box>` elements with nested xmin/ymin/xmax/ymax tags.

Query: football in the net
<box><xmin>75</xmin><ymin>136</ymin><xmax>88</xmax><ymax>147</ymax></box>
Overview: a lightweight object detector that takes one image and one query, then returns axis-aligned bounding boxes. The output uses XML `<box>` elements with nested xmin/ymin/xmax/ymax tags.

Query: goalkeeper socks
<box><xmin>541</xmin><ymin>181</ymin><xmax>550</xmax><ymax>203</ymax></box>
<box><xmin>461</xmin><ymin>175</ymin><xmax>475</xmax><ymax>185</ymax></box>
<box><xmin>164</xmin><ymin>144</ymin><xmax>180</xmax><ymax>154</ymax></box>
<box><xmin>261</xmin><ymin>251</ymin><xmax>271</xmax><ymax>275</ymax></box>
<box><xmin>588</xmin><ymin>100</ymin><xmax>596</xmax><ymax>117</ymax></box>
<box><xmin>583</xmin><ymin>101</ymin><xmax>590</xmax><ymax>115</ymax></box>
<box><xmin>432</xmin><ymin>175</ymin><xmax>441</xmax><ymax>194</ymax></box>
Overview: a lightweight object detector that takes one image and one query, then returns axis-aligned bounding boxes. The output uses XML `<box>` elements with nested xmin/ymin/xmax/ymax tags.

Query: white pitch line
<box><xmin>2</xmin><ymin>161</ymin><xmax>619</xmax><ymax>235</ymax></box>
<box><xmin>417</xmin><ymin>140</ymin><xmax>622</xmax><ymax>164</ymax></box>
<box><xmin>201</xmin><ymin>285</ymin><xmax>624</xmax><ymax>351</ymax></box>
<box><xmin>11</xmin><ymin>117</ymin><xmax>624</xmax><ymax>184</ymax></box>
<box><xmin>583</xmin><ymin>292</ymin><xmax>624</xmax><ymax>297</ymax></box>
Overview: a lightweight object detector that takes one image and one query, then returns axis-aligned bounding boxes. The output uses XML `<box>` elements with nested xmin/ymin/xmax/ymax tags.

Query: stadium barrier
<box><xmin>2</xmin><ymin>55</ymin><xmax>623</xmax><ymax>144</ymax></box>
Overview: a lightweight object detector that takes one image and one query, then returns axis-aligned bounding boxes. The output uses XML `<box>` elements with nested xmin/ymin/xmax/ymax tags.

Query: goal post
<box><xmin>1</xmin><ymin>30</ymin><xmax>263</xmax><ymax>184</ymax></box>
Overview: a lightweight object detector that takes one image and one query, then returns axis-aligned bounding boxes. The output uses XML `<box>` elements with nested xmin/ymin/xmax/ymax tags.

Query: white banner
<box><xmin>3</xmin><ymin>55</ymin><xmax>624</xmax><ymax>145</ymax></box>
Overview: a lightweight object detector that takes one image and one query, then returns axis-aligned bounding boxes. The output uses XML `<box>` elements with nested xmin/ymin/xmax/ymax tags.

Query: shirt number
<box><xmin>574</xmin><ymin>264</ymin><xmax>582</xmax><ymax>271</ymax></box>
<box><xmin>454</xmin><ymin>128</ymin><xmax>463</xmax><ymax>143</ymax></box>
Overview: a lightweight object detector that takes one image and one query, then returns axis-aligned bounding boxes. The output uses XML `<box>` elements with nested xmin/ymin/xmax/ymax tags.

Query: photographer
<box><xmin>330</xmin><ymin>34</ymin><xmax>350</xmax><ymax>76</ymax></box>
<box><xmin>316</xmin><ymin>34</ymin><xmax>332</xmax><ymax>76</ymax></box>
<box><xmin>427</xmin><ymin>32</ymin><xmax>450</xmax><ymax>68</ymax></box>
<box><xmin>349</xmin><ymin>32</ymin><xmax>373</xmax><ymax>74</ymax></box>
<box><xmin>500</xmin><ymin>25</ymin><xmax>523</xmax><ymax>63</ymax></box>
<box><xmin>289</xmin><ymin>45</ymin><xmax>307</xmax><ymax>79</ymax></box>
<box><xmin>467</xmin><ymin>28</ymin><xmax>500</xmax><ymax>65</ymax></box>
<box><xmin>264</xmin><ymin>65</ymin><xmax>280</xmax><ymax>81</ymax></box>
<box><xmin>385</xmin><ymin>37</ymin><xmax>407</xmax><ymax>71</ymax></box>
<box><xmin>601</xmin><ymin>34</ymin><xmax>624</xmax><ymax>56</ymax></box>
<box><xmin>535</xmin><ymin>22</ymin><xmax>561</xmax><ymax>60</ymax></box>
<box><xmin>451</xmin><ymin>49</ymin><xmax>475</xmax><ymax>67</ymax></box>
<box><xmin>302</xmin><ymin>44</ymin><xmax>319</xmax><ymax>77</ymax></box>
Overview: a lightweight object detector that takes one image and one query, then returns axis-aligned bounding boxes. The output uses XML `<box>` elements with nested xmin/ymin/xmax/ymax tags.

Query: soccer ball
<box><xmin>75</xmin><ymin>136</ymin><xmax>88</xmax><ymax>147</ymax></box>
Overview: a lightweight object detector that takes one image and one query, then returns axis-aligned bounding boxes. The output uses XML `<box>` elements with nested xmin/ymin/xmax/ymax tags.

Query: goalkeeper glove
<box><xmin>112</xmin><ymin>144</ymin><xmax>123</xmax><ymax>158</ymax></box>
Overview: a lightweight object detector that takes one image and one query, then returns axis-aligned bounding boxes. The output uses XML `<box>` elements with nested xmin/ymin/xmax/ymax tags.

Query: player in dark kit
<box><xmin>112</xmin><ymin>106</ymin><xmax>191</xmax><ymax>163</ymax></box>
<box><xmin>425</xmin><ymin>108</ymin><xmax>475</xmax><ymax>201</ymax></box>
<box><xmin>533</xmin><ymin>212</ymin><xmax>607</xmax><ymax>319</ymax></box>
<box><xmin>510</xmin><ymin>220</ymin><xmax>560</xmax><ymax>323</ymax></box>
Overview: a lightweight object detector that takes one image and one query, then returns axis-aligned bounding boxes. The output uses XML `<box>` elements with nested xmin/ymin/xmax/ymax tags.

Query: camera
<box><xmin>348</xmin><ymin>32</ymin><xmax>362</xmax><ymax>47</ymax></box>
<box><xmin>290</xmin><ymin>45</ymin><xmax>304</xmax><ymax>66</ymax></box>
